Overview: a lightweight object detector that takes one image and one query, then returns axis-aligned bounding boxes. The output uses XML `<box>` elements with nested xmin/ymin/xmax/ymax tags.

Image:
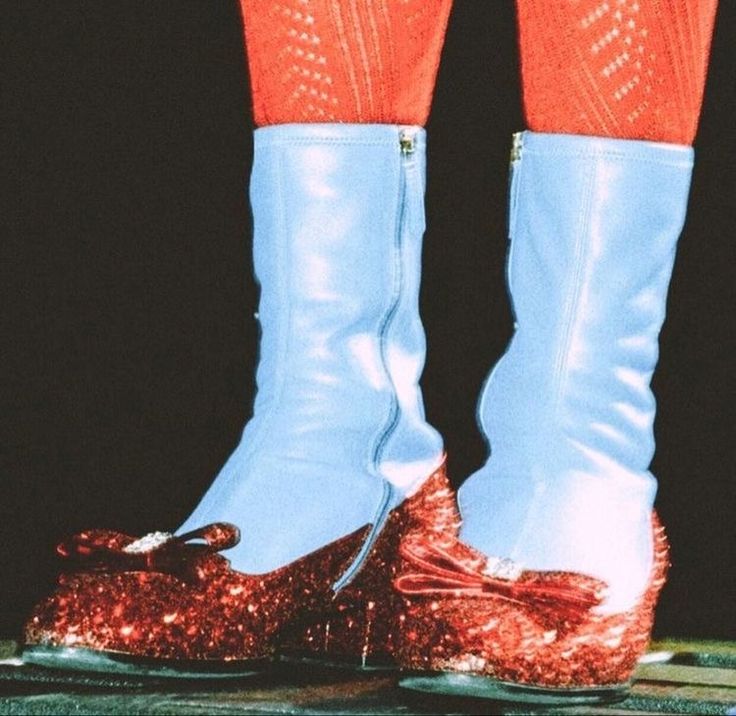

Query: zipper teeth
<box><xmin>371</xmin><ymin>137</ymin><xmax>408</xmax><ymax>467</ymax></box>
<box><xmin>333</xmin><ymin>133</ymin><xmax>411</xmax><ymax>592</ymax></box>
<box><xmin>510</xmin><ymin>131</ymin><xmax>523</xmax><ymax>163</ymax></box>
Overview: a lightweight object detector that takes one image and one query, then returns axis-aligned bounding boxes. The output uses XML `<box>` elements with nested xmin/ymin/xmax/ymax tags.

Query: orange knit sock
<box><xmin>516</xmin><ymin>0</ymin><xmax>718</xmax><ymax>145</ymax></box>
<box><xmin>240</xmin><ymin>0</ymin><xmax>453</xmax><ymax>127</ymax></box>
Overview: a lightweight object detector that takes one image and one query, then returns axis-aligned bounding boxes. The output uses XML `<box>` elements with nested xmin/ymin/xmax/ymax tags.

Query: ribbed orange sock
<box><xmin>240</xmin><ymin>0</ymin><xmax>453</xmax><ymax>127</ymax></box>
<box><xmin>516</xmin><ymin>0</ymin><xmax>718</xmax><ymax>145</ymax></box>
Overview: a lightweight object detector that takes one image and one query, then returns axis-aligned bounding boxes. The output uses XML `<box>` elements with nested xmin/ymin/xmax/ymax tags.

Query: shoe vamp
<box><xmin>24</xmin><ymin>568</ymin><xmax>279</xmax><ymax>660</ymax></box>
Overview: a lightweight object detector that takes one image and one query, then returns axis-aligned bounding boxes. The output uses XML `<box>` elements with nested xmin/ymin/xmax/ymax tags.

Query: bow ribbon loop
<box><xmin>56</xmin><ymin>522</ymin><xmax>240</xmax><ymax>576</ymax></box>
<box><xmin>395</xmin><ymin>540</ymin><xmax>605</xmax><ymax>618</ymax></box>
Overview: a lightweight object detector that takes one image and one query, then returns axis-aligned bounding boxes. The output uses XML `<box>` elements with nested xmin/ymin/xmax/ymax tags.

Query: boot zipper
<box><xmin>332</xmin><ymin>480</ymin><xmax>394</xmax><ymax>592</ymax></box>
<box><xmin>371</xmin><ymin>129</ymin><xmax>414</xmax><ymax>469</ymax></box>
<box><xmin>399</xmin><ymin>128</ymin><xmax>415</xmax><ymax>156</ymax></box>
<box><xmin>333</xmin><ymin>128</ymin><xmax>417</xmax><ymax>592</ymax></box>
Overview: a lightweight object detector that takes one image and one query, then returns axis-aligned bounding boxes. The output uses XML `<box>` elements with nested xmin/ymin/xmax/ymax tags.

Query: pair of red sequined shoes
<box><xmin>22</xmin><ymin>462</ymin><xmax>667</xmax><ymax>705</ymax></box>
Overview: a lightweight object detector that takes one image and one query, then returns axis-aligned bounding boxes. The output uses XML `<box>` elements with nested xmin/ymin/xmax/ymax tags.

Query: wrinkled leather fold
<box><xmin>179</xmin><ymin>124</ymin><xmax>443</xmax><ymax>574</ymax></box>
<box><xmin>460</xmin><ymin>131</ymin><xmax>693</xmax><ymax>611</ymax></box>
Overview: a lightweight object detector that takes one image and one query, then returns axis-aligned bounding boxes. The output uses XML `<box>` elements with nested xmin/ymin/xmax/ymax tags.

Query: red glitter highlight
<box><xmin>395</xmin><ymin>516</ymin><xmax>669</xmax><ymax>690</ymax></box>
<box><xmin>279</xmin><ymin>462</ymin><xmax>459</xmax><ymax>666</ymax></box>
<box><xmin>24</xmin><ymin>461</ymin><xmax>455</xmax><ymax>670</ymax></box>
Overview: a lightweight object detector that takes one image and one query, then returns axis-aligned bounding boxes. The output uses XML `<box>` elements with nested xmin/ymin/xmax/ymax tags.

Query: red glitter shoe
<box><xmin>395</xmin><ymin>516</ymin><xmax>669</xmax><ymax>705</ymax></box>
<box><xmin>277</xmin><ymin>465</ymin><xmax>459</xmax><ymax>670</ymax></box>
<box><xmin>23</xmin><ymin>463</ymin><xmax>457</xmax><ymax>678</ymax></box>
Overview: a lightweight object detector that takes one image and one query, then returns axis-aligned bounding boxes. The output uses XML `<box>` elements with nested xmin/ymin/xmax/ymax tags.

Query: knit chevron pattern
<box><xmin>517</xmin><ymin>0</ymin><xmax>718</xmax><ymax>144</ymax></box>
<box><xmin>240</xmin><ymin>0</ymin><xmax>452</xmax><ymax>126</ymax></box>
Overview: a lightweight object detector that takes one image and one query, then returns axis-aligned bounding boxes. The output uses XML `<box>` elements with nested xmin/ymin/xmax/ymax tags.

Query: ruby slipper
<box><xmin>396</xmin><ymin>517</ymin><xmax>668</xmax><ymax>704</ymax></box>
<box><xmin>24</xmin><ymin>463</ymin><xmax>456</xmax><ymax>677</ymax></box>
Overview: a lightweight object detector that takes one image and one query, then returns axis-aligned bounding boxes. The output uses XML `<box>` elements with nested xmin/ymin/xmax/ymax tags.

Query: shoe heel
<box><xmin>279</xmin><ymin>462</ymin><xmax>458</xmax><ymax>670</ymax></box>
<box><xmin>279</xmin><ymin>506</ymin><xmax>404</xmax><ymax>670</ymax></box>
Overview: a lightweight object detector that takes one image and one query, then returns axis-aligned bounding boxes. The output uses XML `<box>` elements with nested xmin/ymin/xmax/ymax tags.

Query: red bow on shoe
<box><xmin>56</xmin><ymin>523</ymin><xmax>240</xmax><ymax>575</ymax></box>
<box><xmin>395</xmin><ymin>540</ymin><xmax>604</xmax><ymax>618</ymax></box>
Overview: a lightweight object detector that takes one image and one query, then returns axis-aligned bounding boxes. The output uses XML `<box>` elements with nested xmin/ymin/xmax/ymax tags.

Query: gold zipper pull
<box><xmin>399</xmin><ymin>129</ymin><xmax>416</xmax><ymax>155</ymax></box>
<box><xmin>510</xmin><ymin>132</ymin><xmax>523</xmax><ymax>163</ymax></box>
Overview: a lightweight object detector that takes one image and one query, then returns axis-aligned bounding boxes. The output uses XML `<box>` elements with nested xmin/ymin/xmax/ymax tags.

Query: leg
<box><xmin>517</xmin><ymin>0</ymin><xmax>717</xmax><ymax>144</ymax></box>
<box><xmin>397</xmin><ymin>0</ymin><xmax>718</xmax><ymax>700</ymax></box>
<box><xmin>462</xmin><ymin>0</ymin><xmax>718</xmax><ymax>611</ymax></box>
<box><xmin>243</xmin><ymin>0</ymin><xmax>451</xmax><ymax>126</ymax></box>
<box><xmin>181</xmin><ymin>0</ymin><xmax>453</xmax><ymax>576</ymax></box>
<box><xmin>24</xmin><ymin>0</ymin><xmax>456</xmax><ymax>675</ymax></box>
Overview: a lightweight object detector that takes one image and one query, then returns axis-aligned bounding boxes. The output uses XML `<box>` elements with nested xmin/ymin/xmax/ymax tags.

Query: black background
<box><xmin>2</xmin><ymin>2</ymin><xmax>734</xmax><ymax>640</ymax></box>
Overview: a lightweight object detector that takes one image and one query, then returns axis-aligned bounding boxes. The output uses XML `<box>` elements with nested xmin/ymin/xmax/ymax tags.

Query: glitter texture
<box><xmin>24</xmin><ymin>462</ymin><xmax>455</xmax><ymax>669</ymax></box>
<box><xmin>395</xmin><ymin>516</ymin><xmax>669</xmax><ymax>690</ymax></box>
<box><xmin>26</xmin><ymin>523</ymin><xmax>367</xmax><ymax>663</ymax></box>
<box><xmin>279</xmin><ymin>462</ymin><xmax>458</xmax><ymax>667</ymax></box>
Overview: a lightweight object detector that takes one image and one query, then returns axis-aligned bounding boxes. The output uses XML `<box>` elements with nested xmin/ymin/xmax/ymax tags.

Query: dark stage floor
<box><xmin>1</xmin><ymin>639</ymin><xmax>734</xmax><ymax>715</ymax></box>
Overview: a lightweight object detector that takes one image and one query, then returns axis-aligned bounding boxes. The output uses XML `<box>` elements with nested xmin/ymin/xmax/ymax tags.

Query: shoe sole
<box><xmin>278</xmin><ymin>652</ymin><xmax>396</xmax><ymax>673</ymax></box>
<box><xmin>400</xmin><ymin>672</ymin><xmax>630</xmax><ymax>705</ymax></box>
<box><xmin>22</xmin><ymin>645</ymin><xmax>267</xmax><ymax>679</ymax></box>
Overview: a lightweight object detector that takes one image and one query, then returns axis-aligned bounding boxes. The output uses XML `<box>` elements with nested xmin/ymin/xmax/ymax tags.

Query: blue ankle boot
<box><xmin>24</xmin><ymin>124</ymin><xmax>453</xmax><ymax>676</ymax></box>
<box><xmin>459</xmin><ymin>131</ymin><xmax>693</xmax><ymax>612</ymax></box>
<box><xmin>179</xmin><ymin>123</ymin><xmax>444</xmax><ymax>575</ymax></box>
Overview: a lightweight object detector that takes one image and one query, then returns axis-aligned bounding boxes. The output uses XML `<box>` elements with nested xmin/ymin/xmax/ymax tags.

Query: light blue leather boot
<box><xmin>21</xmin><ymin>124</ymin><xmax>450</xmax><ymax>677</ymax></box>
<box><xmin>459</xmin><ymin>131</ymin><xmax>693</xmax><ymax>612</ymax></box>
<box><xmin>179</xmin><ymin>124</ymin><xmax>444</xmax><ymax>577</ymax></box>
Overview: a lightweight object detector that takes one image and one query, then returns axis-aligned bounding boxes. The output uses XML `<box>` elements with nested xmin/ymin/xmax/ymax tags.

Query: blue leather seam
<box><xmin>371</xmin><ymin>149</ymin><xmax>405</xmax><ymax>471</ymax></box>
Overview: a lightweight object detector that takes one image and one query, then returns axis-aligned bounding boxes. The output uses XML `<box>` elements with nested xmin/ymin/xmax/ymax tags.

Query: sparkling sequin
<box><xmin>122</xmin><ymin>532</ymin><xmax>174</xmax><ymax>554</ymax></box>
<box><xmin>483</xmin><ymin>556</ymin><xmax>523</xmax><ymax>581</ymax></box>
<box><xmin>24</xmin><ymin>462</ymin><xmax>456</xmax><ymax>669</ymax></box>
<box><xmin>26</xmin><ymin>525</ymin><xmax>368</xmax><ymax>663</ymax></box>
<box><xmin>395</xmin><ymin>516</ymin><xmax>669</xmax><ymax>689</ymax></box>
<box><xmin>278</xmin><ymin>463</ymin><xmax>459</xmax><ymax>667</ymax></box>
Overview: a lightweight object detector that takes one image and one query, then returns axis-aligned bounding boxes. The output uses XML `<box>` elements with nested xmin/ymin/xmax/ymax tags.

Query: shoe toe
<box><xmin>24</xmin><ymin>564</ymin><xmax>275</xmax><ymax>663</ymax></box>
